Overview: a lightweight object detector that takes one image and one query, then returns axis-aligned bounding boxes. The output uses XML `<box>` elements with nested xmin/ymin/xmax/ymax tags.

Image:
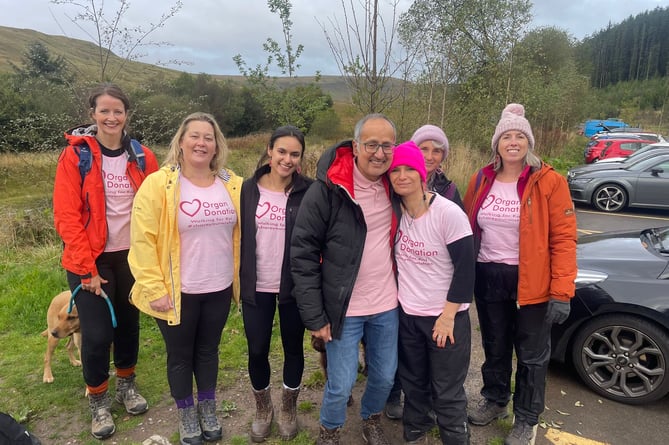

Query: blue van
<box><xmin>584</xmin><ymin>119</ymin><xmax>629</xmax><ymax>137</ymax></box>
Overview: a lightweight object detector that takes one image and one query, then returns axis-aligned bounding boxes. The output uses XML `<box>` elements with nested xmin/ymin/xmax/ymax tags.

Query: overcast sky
<box><xmin>0</xmin><ymin>0</ymin><xmax>666</xmax><ymax>76</ymax></box>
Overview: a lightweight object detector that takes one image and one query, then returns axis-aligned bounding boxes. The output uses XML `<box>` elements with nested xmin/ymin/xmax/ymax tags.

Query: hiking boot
<box><xmin>317</xmin><ymin>425</ymin><xmax>341</xmax><ymax>445</ymax></box>
<box><xmin>115</xmin><ymin>374</ymin><xmax>148</xmax><ymax>415</ymax></box>
<box><xmin>404</xmin><ymin>435</ymin><xmax>428</xmax><ymax>444</ymax></box>
<box><xmin>505</xmin><ymin>420</ymin><xmax>537</xmax><ymax>445</ymax></box>
<box><xmin>178</xmin><ymin>405</ymin><xmax>203</xmax><ymax>445</ymax></box>
<box><xmin>468</xmin><ymin>399</ymin><xmax>508</xmax><ymax>426</ymax></box>
<box><xmin>250</xmin><ymin>387</ymin><xmax>273</xmax><ymax>443</ymax></box>
<box><xmin>362</xmin><ymin>413</ymin><xmax>390</xmax><ymax>445</ymax></box>
<box><xmin>384</xmin><ymin>400</ymin><xmax>403</xmax><ymax>420</ymax></box>
<box><xmin>88</xmin><ymin>391</ymin><xmax>115</xmax><ymax>439</ymax></box>
<box><xmin>277</xmin><ymin>387</ymin><xmax>300</xmax><ymax>440</ymax></box>
<box><xmin>197</xmin><ymin>399</ymin><xmax>222</xmax><ymax>441</ymax></box>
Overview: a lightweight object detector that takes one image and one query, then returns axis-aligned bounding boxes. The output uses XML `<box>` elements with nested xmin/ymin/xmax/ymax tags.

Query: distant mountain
<box><xmin>0</xmin><ymin>25</ymin><xmax>352</xmax><ymax>102</ymax></box>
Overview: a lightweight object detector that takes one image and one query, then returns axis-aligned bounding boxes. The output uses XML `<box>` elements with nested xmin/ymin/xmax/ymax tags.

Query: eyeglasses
<box><xmin>361</xmin><ymin>142</ymin><xmax>395</xmax><ymax>154</ymax></box>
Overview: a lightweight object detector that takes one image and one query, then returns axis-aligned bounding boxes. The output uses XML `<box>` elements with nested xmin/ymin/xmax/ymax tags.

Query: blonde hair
<box><xmin>163</xmin><ymin>112</ymin><xmax>229</xmax><ymax>173</ymax></box>
<box><xmin>491</xmin><ymin>148</ymin><xmax>542</xmax><ymax>171</ymax></box>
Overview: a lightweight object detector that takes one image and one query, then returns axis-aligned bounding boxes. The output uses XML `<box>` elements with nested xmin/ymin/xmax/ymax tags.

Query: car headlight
<box><xmin>575</xmin><ymin>269</ymin><xmax>608</xmax><ymax>288</ymax></box>
<box><xmin>569</xmin><ymin>177</ymin><xmax>593</xmax><ymax>184</ymax></box>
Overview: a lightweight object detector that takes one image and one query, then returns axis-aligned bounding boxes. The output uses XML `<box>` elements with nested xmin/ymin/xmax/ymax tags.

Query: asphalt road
<box><xmin>536</xmin><ymin>205</ymin><xmax>669</xmax><ymax>445</ymax></box>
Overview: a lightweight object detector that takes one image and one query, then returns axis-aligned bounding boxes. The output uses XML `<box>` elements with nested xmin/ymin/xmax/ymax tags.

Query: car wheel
<box><xmin>592</xmin><ymin>184</ymin><xmax>627</xmax><ymax>212</ymax></box>
<box><xmin>571</xmin><ymin>314</ymin><xmax>669</xmax><ymax>405</ymax></box>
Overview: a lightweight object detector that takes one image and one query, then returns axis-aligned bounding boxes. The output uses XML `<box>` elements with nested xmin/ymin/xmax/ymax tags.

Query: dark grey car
<box><xmin>551</xmin><ymin>226</ymin><xmax>669</xmax><ymax>404</ymax></box>
<box><xmin>568</xmin><ymin>151</ymin><xmax>669</xmax><ymax>212</ymax></box>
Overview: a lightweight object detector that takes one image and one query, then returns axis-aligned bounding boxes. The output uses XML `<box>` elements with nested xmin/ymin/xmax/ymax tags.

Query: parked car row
<box><xmin>583</xmin><ymin>129</ymin><xmax>665</xmax><ymax>163</ymax></box>
<box><xmin>557</xmin><ymin>136</ymin><xmax>669</xmax><ymax>407</ymax></box>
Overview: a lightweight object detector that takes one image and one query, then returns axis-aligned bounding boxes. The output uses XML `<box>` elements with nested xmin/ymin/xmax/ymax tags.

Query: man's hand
<box><xmin>310</xmin><ymin>324</ymin><xmax>332</xmax><ymax>343</ymax></box>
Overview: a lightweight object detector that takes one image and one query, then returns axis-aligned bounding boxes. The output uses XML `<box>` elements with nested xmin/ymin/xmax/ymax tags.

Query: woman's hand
<box><xmin>432</xmin><ymin>314</ymin><xmax>455</xmax><ymax>348</ymax></box>
<box><xmin>149</xmin><ymin>294</ymin><xmax>174</xmax><ymax>312</ymax></box>
<box><xmin>81</xmin><ymin>274</ymin><xmax>108</xmax><ymax>296</ymax></box>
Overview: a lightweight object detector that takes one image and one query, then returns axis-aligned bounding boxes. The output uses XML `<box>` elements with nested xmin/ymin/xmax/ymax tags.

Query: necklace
<box><xmin>401</xmin><ymin>198</ymin><xmax>429</xmax><ymax>227</ymax></box>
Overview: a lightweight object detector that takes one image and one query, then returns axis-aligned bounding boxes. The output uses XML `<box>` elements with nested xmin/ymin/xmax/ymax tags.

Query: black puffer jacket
<box><xmin>290</xmin><ymin>141</ymin><xmax>399</xmax><ymax>339</ymax></box>
<box><xmin>239</xmin><ymin>164</ymin><xmax>313</xmax><ymax>306</ymax></box>
<box><xmin>428</xmin><ymin>168</ymin><xmax>464</xmax><ymax>210</ymax></box>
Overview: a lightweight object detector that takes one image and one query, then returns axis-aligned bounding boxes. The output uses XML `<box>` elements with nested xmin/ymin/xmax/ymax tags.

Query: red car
<box><xmin>584</xmin><ymin>139</ymin><xmax>654</xmax><ymax>163</ymax></box>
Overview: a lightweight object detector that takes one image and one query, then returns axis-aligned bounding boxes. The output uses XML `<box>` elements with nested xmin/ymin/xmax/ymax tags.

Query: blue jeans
<box><xmin>320</xmin><ymin>308</ymin><xmax>399</xmax><ymax>429</ymax></box>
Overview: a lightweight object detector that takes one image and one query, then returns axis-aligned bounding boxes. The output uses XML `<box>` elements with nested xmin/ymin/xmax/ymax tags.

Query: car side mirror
<box><xmin>651</xmin><ymin>168</ymin><xmax>664</xmax><ymax>176</ymax></box>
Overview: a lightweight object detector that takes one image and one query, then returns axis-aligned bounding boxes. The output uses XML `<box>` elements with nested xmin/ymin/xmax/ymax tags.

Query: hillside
<box><xmin>0</xmin><ymin>26</ymin><xmax>352</xmax><ymax>101</ymax></box>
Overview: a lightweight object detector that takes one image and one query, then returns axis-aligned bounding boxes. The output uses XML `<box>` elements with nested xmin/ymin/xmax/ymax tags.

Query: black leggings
<box><xmin>242</xmin><ymin>294</ymin><xmax>305</xmax><ymax>389</ymax></box>
<box><xmin>156</xmin><ymin>287</ymin><xmax>232</xmax><ymax>401</ymax></box>
<box><xmin>66</xmin><ymin>250</ymin><xmax>139</xmax><ymax>388</ymax></box>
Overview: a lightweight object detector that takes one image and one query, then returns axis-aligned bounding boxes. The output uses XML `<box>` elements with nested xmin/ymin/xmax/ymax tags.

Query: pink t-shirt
<box><xmin>477</xmin><ymin>180</ymin><xmax>520</xmax><ymax>265</ymax></box>
<box><xmin>102</xmin><ymin>153</ymin><xmax>133</xmax><ymax>252</ymax></box>
<box><xmin>395</xmin><ymin>195</ymin><xmax>472</xmax><ymax>316</ymax></box>
<box><xmin>178</xmin><ymin>175</ymin><xmax>237</xmax><ymax>294</ymax></box>
<box><xmin>346</xmin><ymin>163</ymin><xmax>398</xmax><ymax>316</ymax></box>
<box><xmin>254</xmin><ymin>185</ymin><xmax>288</xmax><ymax>293</ymax></box>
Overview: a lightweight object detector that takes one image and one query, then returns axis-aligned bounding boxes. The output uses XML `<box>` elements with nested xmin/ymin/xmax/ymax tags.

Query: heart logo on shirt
<box><xmin>180</xmin><ymin>199</ymin><xmax>202</xmax><ymax>217</ymax></box>
<box><xmin>256</xmin><ymin>201</ymin><xmax>271</xmax><ymax>219</ymax></box>
<box><xmin>481</xmin><ymin>194</ymin><xmax>495</xmax><ymax>209</ymax></box>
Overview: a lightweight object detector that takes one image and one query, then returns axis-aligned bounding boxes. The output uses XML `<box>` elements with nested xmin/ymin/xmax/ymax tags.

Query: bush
<box><xmin>0</xmin><ymin>112</ymin><xmax>73</xmax><ymax>152</ymax></box>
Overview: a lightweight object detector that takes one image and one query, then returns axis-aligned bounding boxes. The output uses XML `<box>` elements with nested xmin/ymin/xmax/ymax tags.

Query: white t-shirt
<box><xmin>102</xmin><ymin>153</ymin><xmax>133</xmax><ymax>252</ymax></box>
<box><xmin>395</xmin><ymin>195</ymin><xmax>472</xmax><ymax>317</ymax></box>
<box><xmin>477</xmin><ymin>180</ymin><xmax>520</xmax><ymax>265</ymax></box>
<box><xmin>178</xmin><ymin>175</ymin><xmax>237</xmax><ymax>294</ymax></box>
<box><xmin>254</xmin><ymin>185</ymin><xmax>288</xmax><ymax>293</ymax></box>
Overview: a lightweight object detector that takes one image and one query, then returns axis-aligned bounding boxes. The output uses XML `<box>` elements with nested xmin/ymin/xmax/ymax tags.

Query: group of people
<box><xmin>53</xmin><ymin>83</ymin><xmax>577</xmax><ymax>445</ymax></box>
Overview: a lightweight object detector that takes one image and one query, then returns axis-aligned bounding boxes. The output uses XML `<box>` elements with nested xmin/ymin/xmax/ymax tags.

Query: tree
<box><xmin>233</xmin><ymin>0</ymin><xmax>332</xmax><ymax>133</ymax></box>
<box><xmin>12</xmin><ymin>41</ymin><xmax>71</xmax><ymax>84</ymax></box>
<box><xmin>396</xmin><ymin>0</ymin><xmax>532</xmax><ymax>146</ymax></box>
<box><xmin>319</xmin><ymin>0</ymin><xmax>410</xmax><ymax>114</ymax></box>
<box><xmin>51</xmin><ymin>0</ymin><xmax>183</xmax><ymax>82</ymax></box>
<box><xmin>264</xmin><ymin>0</ymin><xmax>304</xmax><ymax>77</ymax></box>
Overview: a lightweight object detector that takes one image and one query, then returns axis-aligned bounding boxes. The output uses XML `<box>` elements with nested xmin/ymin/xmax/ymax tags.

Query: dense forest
<box><xmin>577</xmin><ymin>7</ymin><xmax>669</xmax><ymax>88</ymax></box>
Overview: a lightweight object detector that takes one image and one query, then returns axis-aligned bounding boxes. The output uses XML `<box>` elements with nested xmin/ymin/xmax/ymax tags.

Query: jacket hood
<box><xmin>64</xmin><ymin>124</ymin><xmax>131</xmax><ymax>149</ymax></box>
<box><xmin>316</xmin><ymin>140</ymin><xmax>355</xmax><ymax>194</ymax></box>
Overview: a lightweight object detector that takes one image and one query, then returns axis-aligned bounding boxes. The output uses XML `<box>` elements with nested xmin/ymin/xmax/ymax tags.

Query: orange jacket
<box><xmin>463</xmin><ymin>163</ymin><xmax>577</xmax><ymax>305</ymax></box>
<box><xmin>53</xmin><ymin>128</ymin><xmax>159</xmax><ymax>278</ymax></box>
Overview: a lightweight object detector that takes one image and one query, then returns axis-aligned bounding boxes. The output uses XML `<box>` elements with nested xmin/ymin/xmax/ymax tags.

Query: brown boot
<box><xmin>88</xmin><ymin>391</ymin><xmax>115</xmax><ymax>439</ymax></box>
<box><xmin>277</xmin><ymin>387</ymin><xmax>300</xmax><ymax>440</ymax></box>
<box><xmin>317</xmin><ymin>424</ymin><xmax>340</xmax><ymax>445</ymax></box>
<box><xmin>250</xmin><ymin>387</ymin><xmax>273</xmax><ymax>443</ymax></box>
<box><xmin>362</xmin><ymin>413</ymin><xmax>390</xmax><ymax>445</ymax></box>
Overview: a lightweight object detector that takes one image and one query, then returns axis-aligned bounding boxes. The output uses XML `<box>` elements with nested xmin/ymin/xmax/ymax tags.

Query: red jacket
<box><xmin>53</xmin><ymin>128</ymin><xmax>159</xmax><ymax>278</ymax></box>
<box><xmin>463</xmin><ymin>163</ymin><xmax>577</xmax><ymax>305</ymax></box>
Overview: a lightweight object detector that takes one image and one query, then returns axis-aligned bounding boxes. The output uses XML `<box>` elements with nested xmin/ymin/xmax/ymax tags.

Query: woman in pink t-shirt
<box><xmin>388</xmin><ymin>141</ymin><xmax>475</xmax><ymax>445</ymax></box>
<box><xmin>53</xmin><ymin>83</ymin><xmax>159</xmax><ymax>440</ymax></box>
<box><xmin>239</xmin><ymin>126</ymin><xmax>313</xmax><ymax>442</ymax></box>
<box><xmin>129</xmin><ymin>112</ymin><xmax>242</xmax><ymax>445</ymax></box>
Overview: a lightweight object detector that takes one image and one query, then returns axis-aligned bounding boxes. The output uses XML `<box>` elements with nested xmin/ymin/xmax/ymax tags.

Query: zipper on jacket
<box><xmin>169</xmin><ymin>171</ymin><xmax>179</xmax><ymax>324</ymax></box>
<box><xmin>83</xmin><ymin>192</ymin><xmax>92</xmax><ymax>228</ymax></box>
<box><xmin>527</xmin><ymin>197</ymin><xmax>533</xmax><ymax>224</ymax></box>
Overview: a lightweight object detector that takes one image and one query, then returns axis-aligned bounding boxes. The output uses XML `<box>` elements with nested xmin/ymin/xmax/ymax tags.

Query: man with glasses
<box><xmin>291</xmin><ymin>114</ymin><xmax>399</xmax><ymax>445</ymax></box>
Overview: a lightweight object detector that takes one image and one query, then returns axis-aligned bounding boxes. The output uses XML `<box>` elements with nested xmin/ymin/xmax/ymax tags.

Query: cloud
<box><xmin>0</xmin><ymin>0</ymin><xmax>665</xmax><ymax>76</ymax></box>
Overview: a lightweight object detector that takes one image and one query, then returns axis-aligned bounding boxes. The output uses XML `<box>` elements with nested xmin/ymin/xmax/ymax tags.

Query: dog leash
<box><xmin>68</xmin><ymin>284</ymin><xmax>118</xmax><ymax>328</ymax></box>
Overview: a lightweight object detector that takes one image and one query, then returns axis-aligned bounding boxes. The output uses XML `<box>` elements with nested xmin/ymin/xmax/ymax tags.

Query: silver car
<box><xmin>568</xmin><ymin>152</ymin><xmax>669</xmax><ymax>212</ymax></box>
